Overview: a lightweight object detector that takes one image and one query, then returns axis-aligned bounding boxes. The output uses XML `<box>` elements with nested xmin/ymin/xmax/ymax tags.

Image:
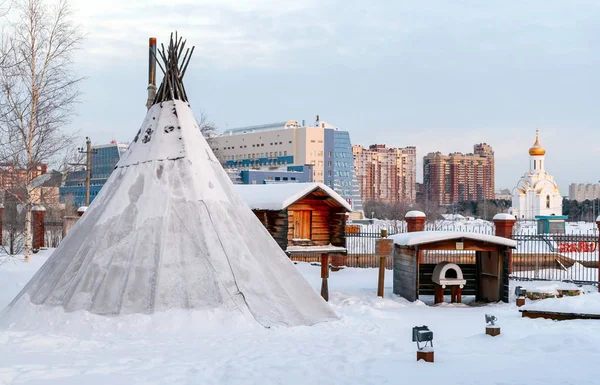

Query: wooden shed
<box><xmin>235</xmin><ymin>183</ymin><xmax>351</xmax><ymax>251</ymax></box>
<box><xmin>390</xmin><ymin>231</ymin><xmax>517</xmax><ymax>303</ymax></box>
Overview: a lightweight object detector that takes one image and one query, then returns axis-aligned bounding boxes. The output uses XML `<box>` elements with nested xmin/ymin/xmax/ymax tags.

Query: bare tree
<box><xmin>197</xmin><ymin>111</ymin><xmax>220</xmax><ymax>156</ymax></box>
<box><xmin>0</xmin><ymin>0</ymin><xmax>82</xmax><ymax>261</ymax></box>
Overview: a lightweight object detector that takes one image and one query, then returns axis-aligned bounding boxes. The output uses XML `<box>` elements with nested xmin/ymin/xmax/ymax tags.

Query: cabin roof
<box><xmin>389</xmin><ymin>231</ymin><xmax>517</xmax><ymax>248</ymax></box>
<box><xmin>235</xmin><ymin>182</ymin><xmax>352</xmax><ymax>212</ymax></box>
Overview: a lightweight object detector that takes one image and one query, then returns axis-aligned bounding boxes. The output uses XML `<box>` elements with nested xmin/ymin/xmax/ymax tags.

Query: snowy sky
<box><xmin>69</xmin><ymin>0</ymin><xmax>600</xmax><ymax>191</ymax></box>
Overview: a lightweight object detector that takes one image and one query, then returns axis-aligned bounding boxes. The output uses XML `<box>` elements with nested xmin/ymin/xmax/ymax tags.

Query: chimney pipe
<box><xmin>146</xmin><ymin>37</ymin><xmax>157</xmax><ymax>109</ymax></box>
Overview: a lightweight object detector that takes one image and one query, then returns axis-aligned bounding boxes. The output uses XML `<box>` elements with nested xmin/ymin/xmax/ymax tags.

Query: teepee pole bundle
<box><xmin>152</xmin><ymin>32</ymin><xmax>195</xmax><ymax>105</ymax></box>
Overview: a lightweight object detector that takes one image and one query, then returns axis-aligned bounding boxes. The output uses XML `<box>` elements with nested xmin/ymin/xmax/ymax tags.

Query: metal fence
<box><xmin>336</xmin><ymin>224</ymin><xmax>600</xmax><ymax>286</ymax></box>
<box><xmin>511</xmin><ymin>233</ymin><xmax>599</xmax><ymax>285</ymax></box>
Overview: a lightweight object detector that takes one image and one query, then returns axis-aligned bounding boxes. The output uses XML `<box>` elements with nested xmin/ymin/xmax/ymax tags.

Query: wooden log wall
<box><xmin>287</xmin><ymin>195</ymin><xmax>342</xmax><ymax>246</ymax></box>
<box><xmin>329</xmin><ymin>208</ymin><xmax>346</xmax><ymax>247</ymax></box>
<box><xmin>251</xmin><ymin>209</ymin><xmax>288</xmax><ymax>251</ymax></box>
<box><xmin>393</xmin><ymin>246</ymin><xmax>418</xmax><ymax>301</ymax></box>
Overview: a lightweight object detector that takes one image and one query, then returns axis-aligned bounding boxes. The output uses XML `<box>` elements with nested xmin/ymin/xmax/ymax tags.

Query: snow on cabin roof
<box><xmin>390</xmin><ymin>231</ymin><xmax>517</xmax><ymax>248</ymax></box>
<box><xmin>235</xmin><ymin>182</ymin><xmax>352</xmax><ymax>211</ymax></box>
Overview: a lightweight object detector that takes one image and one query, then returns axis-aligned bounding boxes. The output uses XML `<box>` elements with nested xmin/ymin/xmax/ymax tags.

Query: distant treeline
<box><xmin>364</xmin><ymin>198</ymin><xmax>600</xmax><ymax>223</ymax></box>
<box><xmin>363</xmin><ymin>199</ymin><xmax>512</xmax><ymax>221</ymax></box>
<box><xmin>562</xmin><ymin>199</ymin><xmax>600</xmax><ymax>222</ymax></box>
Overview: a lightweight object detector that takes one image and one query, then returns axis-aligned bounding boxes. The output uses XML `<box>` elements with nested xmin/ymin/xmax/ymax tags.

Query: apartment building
<box><xmin>569</xmin><ymin>183</ymin><xmax>600</xmax><ymax>201</ymax></box>
<box><xmin>352</xmin><ymin>144</ymin><xmax>417</xmax><ymax>203</ymax></box>
<box><xmin>423</xmin><ymin>143</ymin><xmax>495</xmax><ymax>206</ymax></box>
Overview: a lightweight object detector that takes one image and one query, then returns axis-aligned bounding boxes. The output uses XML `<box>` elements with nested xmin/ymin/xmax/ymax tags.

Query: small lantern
<box><xmin>515</xmin><ymin>286</ymin><xmax>527</xmax><ymax>307</ymax></box>
<box><xmin>515</xmin><ymin>286</ymin><xmax>527</xmax><ymax>298</ymax></box>
<box><xmin>413</xmin><ymin>325</ymin><xmax>434</xmax><ymax>362</ymax></box>
<box><xmin>412</xmin><ymin>325</ymin><xmax>433</xmax><ymax>350</ymax></box>
<box><xmin>485</xmin><ymin>314</ymin><xmax>500</xmax><ymax>336</ymax></box>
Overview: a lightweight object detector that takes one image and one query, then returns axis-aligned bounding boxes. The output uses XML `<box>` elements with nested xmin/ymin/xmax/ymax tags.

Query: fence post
<box><xmin>493</xmin><ymin>213</ymin><xmax>516</xmax><ymax>274</ymax></box>
<box><xmin>32</xmin><ymin>205</ymin><xmax>46</xmax><ymax>250</ymax></box>
<box><xmin>596</xmin><ymin>216</ymin><xmax>600</xmax><ymax>292</ymax></box>
<box><xmin>405</xmin><ymin>211</ymin><xmax>426</xmax><ymax>232</ymax></box>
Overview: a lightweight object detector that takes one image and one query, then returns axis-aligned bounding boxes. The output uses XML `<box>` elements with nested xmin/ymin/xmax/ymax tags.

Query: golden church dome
<box><xmin>529</xmin><ymin>130</ymin><xmax>546</xmax><ymax>156</ymax></box>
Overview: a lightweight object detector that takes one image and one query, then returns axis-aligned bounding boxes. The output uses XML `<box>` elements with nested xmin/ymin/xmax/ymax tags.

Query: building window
<box><xmin>546</xmin><ymin>195</ymin><xmax>550</xmax><ymax>209</ymax></box>
<box><xmin>328</xmin><ymin>152</ymin><xmax>331</xmax><ymax>157</ymax></box>
<box><xmin>327</xmin><ymin>161</ymin><xmax>331</xmax><ymax>167</ymax></box>
<box><xmin>261</xmin><ymin>144</ymin><xmax>264</xmax><ymax>147</ymax></box>
<box><xmin>284</xmin><ymin>151</ymin><xmax>287</xmax><ymax>156</ymax></box>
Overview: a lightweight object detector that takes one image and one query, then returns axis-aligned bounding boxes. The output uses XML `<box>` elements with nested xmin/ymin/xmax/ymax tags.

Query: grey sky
<box><xmin>70</xmin><ymin>0</ymin><xmax>600</xmax><ymax>193</ymax></box>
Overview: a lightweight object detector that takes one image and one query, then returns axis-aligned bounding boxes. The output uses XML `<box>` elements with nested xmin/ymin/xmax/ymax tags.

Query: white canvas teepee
<box><xmin>2</xmin><ymin>36</ymin><xmax>337</xmax><ymax>327</ymax></box>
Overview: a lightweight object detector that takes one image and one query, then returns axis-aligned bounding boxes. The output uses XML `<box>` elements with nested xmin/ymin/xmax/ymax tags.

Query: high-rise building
<box><xmin>423</xmin><ymin>143</ymin><xmax>495</xmax><ymax>206</ymax></box>
<box><xmin>569</xmin><ymin>183</ymin><xmax>600</xmax><ymax>201</ymax></box>
<box><xmin>352</xmin><ymin>144</ymin><xmax>417</xmax><ymax>203</ymax></box>
<box><xmin>60</xmin><ymin>141</ymin><xmax>128</xmax><ymax>206</ymax></box>
<box><xmin>212</xmin><ymin>118</ymin><xmax>363</xmax><ymax>211</ymax></box>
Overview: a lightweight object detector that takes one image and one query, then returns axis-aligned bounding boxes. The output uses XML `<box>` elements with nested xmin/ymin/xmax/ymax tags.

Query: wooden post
<box><xmin>377</xmin><ymin>256</ymin><xmax>386</xmax><ymax>297</ymax></box>
<box><xmin>516</xmin><ymin>297</ymin><xmax>525</xmax><ymax>307</ymax></box>
<box><xmin>320</xmin><ymin>253</ymin><xmax>329</xmax><ymax>301</ymax></box>
<box><xmin>486</xmin><ymin>327</ymin><xmax>501</xmax><ymax>337</ymax></box>
<box><xmin>375</xmin><ymin>238</ymin><xmax>394</xmax><ymax>298</ymax></box>
<box><xmin>416</xmin><ymin>350</ymin><xmax>434</xmax><ymax>363</ymax></box>
<box><xmin>434</xmin><ymin>284</ymin><xmax>444</xmax><ymax>304</ymax></box>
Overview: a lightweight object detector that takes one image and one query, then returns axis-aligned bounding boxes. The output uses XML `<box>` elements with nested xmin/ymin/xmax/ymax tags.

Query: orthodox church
<box><xmin>510</xmin><ymin>131</ymin><xmax>562</xmax><ymax>220</ymax></box>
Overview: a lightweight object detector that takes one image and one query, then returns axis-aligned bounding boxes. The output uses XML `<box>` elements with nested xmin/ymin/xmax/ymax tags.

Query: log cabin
<box><xmin>235</xmin><ymin>183</ymin><xmax>351</xmax><ymax>252</ymax></box>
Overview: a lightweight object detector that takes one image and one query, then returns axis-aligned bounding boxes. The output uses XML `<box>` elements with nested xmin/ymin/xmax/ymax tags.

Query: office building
<box><xmin>212</xmin><ymin>118</ymin><xmax>363</xmax><ymax>211</ymax></box>
<box><xmin>60</xmin><ymin>141</ymin><xmax>128</xmax><ymax>206</ymax></box>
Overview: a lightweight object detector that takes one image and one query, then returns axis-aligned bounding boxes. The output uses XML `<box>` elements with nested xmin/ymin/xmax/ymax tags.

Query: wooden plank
<box><xmin>520</xmin><ymin>310</ymin><xmax>600</xmax><ymax>321</ymax></box>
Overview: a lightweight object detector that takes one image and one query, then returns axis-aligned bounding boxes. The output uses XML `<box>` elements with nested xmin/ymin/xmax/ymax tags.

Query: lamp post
<box><xmin>74</xmin><ymin>137</ymin><xmax>98</xmax><ymax>207</ymax></box>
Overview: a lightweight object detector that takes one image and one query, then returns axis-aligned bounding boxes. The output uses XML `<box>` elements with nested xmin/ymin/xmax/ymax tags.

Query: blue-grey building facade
<box><xmin>60</xmin><ymin>142</ymin><xmax>128</xmax><ymax>207</ymax></box>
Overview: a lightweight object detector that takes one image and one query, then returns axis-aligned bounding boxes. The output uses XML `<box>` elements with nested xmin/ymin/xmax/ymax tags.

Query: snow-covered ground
<box><xmin>2</xmin><ymin>250</ymin><xmax>600</xmax><ymax>384</ymax></box>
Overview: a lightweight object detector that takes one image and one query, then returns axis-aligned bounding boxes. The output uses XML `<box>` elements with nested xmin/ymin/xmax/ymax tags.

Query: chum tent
<box><xmin>1</xmin><ymin>35</ymin><xmax>336</xmax><ymax>328</ymax></box>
